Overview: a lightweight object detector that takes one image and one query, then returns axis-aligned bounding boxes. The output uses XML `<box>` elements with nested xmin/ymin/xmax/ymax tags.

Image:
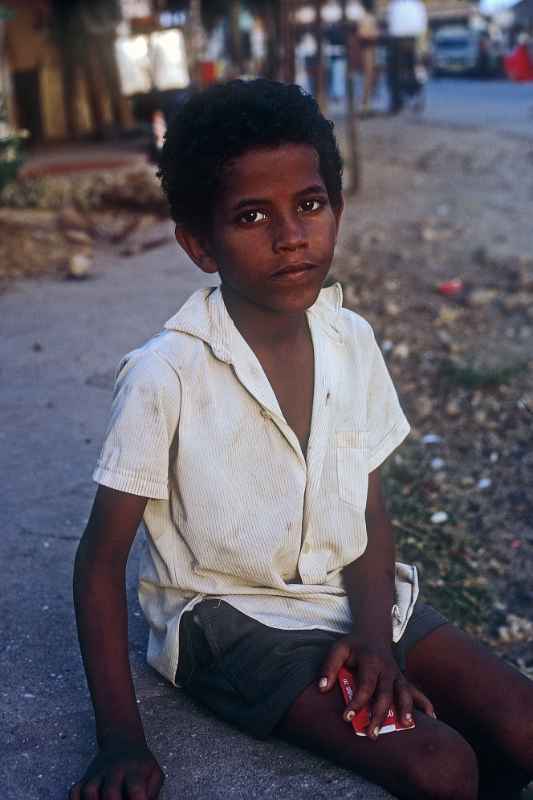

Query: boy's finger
<box><xmin>147</xmin><ymin>767</ymin><xmax>165</xmax><ymax>799</ymax></box>
<box><xmin>100</xmin><ymin>774</ymin><xmax>123</xmax><ymax>800</ymax></box>
<box><xmin>68</xmin><ymin>782</ymin><xmax>81</xmax><ymax>800</ymax></box>
<box><xmin>411</xmin><ymin>686</ymin><xmax>436</xmax><ymax>718</ymax></box>
<box><xmin>318</xmin><ymin>642</ymin><xmax>350</xmax><ymax>691</ymax></box>
<box><xmin>394</xmin><ymin>677</ymin><xmax>414</xmax><ymax>726</ymax></box>
<box><xmin>101</xmin><ymin>784</ymin><xmax>122</xmax><ymax>800</ymax></box>
<box><xmin>343</xmin><ymin>665</ymin><xmax>378</xmax><ymax>718</ymax></box>
<box><xmin>366</xmin><ymin>681</ymin><xmax>394</xmax><ymax>739</ymax></box>
<box><xmin>100</xmin><ymin>768</ymin><xmax>126</xmax><ymax>800</ymax></box>
<box><xmin>126</xmin><ymin>782</ymin><xmax>148</xmax><ymax>800</ymax></box>
<box><xmin>78</xmin><ymin>780</ymin><xmax>100</xmax><ymax>800</ymax></box>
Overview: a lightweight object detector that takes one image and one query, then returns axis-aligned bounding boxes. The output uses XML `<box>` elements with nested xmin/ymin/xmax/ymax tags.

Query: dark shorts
<box><xmin>176</xmin><ymin>599</ymin><xmax>447</xmax><ymax>740</ymax></box>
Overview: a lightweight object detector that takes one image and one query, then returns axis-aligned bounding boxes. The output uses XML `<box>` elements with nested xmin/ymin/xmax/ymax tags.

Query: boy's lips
<box><xmin>271</xmin><ymin>262</ymin><xmax>319</xmax><ymax>280</ymax></box>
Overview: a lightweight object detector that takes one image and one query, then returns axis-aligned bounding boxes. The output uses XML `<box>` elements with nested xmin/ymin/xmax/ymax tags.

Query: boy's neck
<box><xmin>221</xmin><ymin>284</ymin><xmax>310</xmax><ymax>350</ymax></box>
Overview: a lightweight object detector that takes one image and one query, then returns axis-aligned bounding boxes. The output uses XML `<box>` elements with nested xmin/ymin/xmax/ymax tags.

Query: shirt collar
<box><xmin>163</xmin><ymin>283</ymin><xmax>344</xmax><ymax>363</ymax></box>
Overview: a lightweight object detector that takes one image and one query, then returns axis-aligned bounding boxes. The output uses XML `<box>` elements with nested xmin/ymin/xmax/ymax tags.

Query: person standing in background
<box><xmin>342</xmin><ymin>0</ymin><xmax>379</xmax><ymax>114</ymax></box>
<box><xmin>386</xmin><ymin>0</ymin><xmax>427</xmax><ymax>113</ymax></box>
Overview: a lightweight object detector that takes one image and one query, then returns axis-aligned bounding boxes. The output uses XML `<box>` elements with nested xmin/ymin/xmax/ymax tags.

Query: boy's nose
<box><xmin>272</xmin><ymin>215</ymin><xmax>307</xmax><ymax>252</ymax></box>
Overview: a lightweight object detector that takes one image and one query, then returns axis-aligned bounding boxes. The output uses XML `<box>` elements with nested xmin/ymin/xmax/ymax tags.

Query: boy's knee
<box><xmin>406</xmin><ymin>729</ymin><xmax>478</xmax><ymax>800</ymax></box>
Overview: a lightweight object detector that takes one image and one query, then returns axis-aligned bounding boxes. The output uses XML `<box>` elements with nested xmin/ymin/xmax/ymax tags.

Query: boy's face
<box><xmin>178</xmin><ymin>143</ymin><xmax>342</xmax><ymax>315</ymax></box>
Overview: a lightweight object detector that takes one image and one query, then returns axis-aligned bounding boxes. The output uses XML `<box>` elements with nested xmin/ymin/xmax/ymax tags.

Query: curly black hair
<box><xmin>158</xmin><ymin>79</ymin><xmax>343</xmax><ymax>237</ymax></box>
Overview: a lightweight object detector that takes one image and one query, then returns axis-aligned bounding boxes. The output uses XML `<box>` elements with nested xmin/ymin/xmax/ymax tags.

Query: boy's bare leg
<box><xmin>405</xmin><ymin>624</ymin><xmax>533</xmax><ymax>799</ymax></box>
<box><xmin>275</xmin><ymin>681</ymin><xmax>479</xmax><ymax>800</ymax></box>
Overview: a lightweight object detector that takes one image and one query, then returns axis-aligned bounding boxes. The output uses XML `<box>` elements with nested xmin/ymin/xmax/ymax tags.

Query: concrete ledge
<box><xmin>4</xmin><ymin>664</ymin><xmax>395</xmax><ymax>800</ymax></box>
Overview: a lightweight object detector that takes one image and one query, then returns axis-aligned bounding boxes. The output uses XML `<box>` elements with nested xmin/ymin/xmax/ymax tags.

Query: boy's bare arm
<box><xmin>70</xmin><ymin>485</ymin><xmax>164</xmax><ymax>800</ymax></box>
<box><xmin>319</xmin><ymin>468</ymin><xmax>434</xmax><ymax>737</ymax></box>
<box><xmin>344</xmin><ymin>467</ymin><xmax>396</xmax><ymax>645</ymax></box>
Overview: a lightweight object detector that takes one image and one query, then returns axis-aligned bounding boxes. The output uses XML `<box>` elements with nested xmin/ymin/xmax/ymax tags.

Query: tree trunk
<box><xmin>229</xmin><ymin>0</ymin><xmax>243</xmax><ymax>74</ymax></box>
<box><xmin>257</xmin><ymin>4</ymin><xmax>276</xmax><ymax>79</ymax></box>
<box><xmin>100</xmin><ymin>32</ymin><xmax>133</xmax><ymax>129</ymax></box>
<box><xmin>186</xmin><ymin>0</ymin><xmax>204</xmax><ymax>85</ymax></box>
<box><xmin>53</xmin><ymin>0</ymin><xmax>129</xmax><ymax>139</ymax></box>
<box><xmin>313</xmin><ymin>0</ymin><xmax>326</xmax><ymax>110</ymax></box>
<box><xmin>341</xmin><ymin>0</ymin><xmax>360</xmax><ymax>193</ymax></box>
<box><xmin>278</xmin><ymin>0</ymin><xmax>296</xmax><ymax>82</ymax></box>
<box><xmin>60</xmin><ymin>46</ymin><xmax>79</xmax><ymax>139</ymax></box>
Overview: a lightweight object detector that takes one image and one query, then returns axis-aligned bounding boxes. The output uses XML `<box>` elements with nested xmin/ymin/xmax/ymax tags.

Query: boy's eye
<box><xmin>298</xmin><ymin>198</ymin><xmax>325</xmax><ymax>214</ymax></box>
<box><xmin>237</xmin><ymin>210</ymin><xmax>268</xmax><ymax>225</ymax></box>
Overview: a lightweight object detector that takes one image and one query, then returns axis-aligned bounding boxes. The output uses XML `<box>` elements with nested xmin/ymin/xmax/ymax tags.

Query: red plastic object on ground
<box><xmin>437</xmin><ymin>279</ymin><xmax>464</xmax><ymax>297</ymax></box>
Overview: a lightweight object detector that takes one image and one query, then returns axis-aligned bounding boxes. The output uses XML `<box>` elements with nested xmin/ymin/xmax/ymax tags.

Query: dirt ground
<box><xmin>334</xmin><ymin>116</ymin><xmax>533</xmax><ymax>673</ymax></box>
<box><xmin>2</xmin><ymin>116</ymin><xmax>532</xmax><ymax>674</ymax></box>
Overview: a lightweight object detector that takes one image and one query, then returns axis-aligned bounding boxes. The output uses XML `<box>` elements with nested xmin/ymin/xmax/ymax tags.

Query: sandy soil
<box><xmin>333</xmin><ymin>116</ymin><xmax>533</xmax><ymax>673</ymax></box>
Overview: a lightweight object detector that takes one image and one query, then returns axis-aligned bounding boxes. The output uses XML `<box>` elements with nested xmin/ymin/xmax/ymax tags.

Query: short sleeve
<box><xmin>366</xmin><ymin>333</ymin><xmax>410</xmax><ymax>473</ymax></box>
<box><xmin>92</xmin><ymin>349</ymin><xmax>181</xmax><ymax>499</ymax></box>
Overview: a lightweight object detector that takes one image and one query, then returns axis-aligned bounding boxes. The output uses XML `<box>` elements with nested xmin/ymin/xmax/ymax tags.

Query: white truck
<box><xmin>431</xmin><ymin>25</ymin><xmax>500</xmax><ymax>77</ymax></box>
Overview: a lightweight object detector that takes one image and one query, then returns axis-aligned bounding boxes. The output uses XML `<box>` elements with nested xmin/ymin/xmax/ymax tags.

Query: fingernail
<box><xmin>344</xmin><ymin>710</ymin><xmax>355</xmax><ymax>722</ymax></box>
<box><xmin>319</xmin><ymin>677</ymin><xmax>328</xmax><ymax>689</ymax></box>
<box><xmin>372</xmin><ymin>726</ymin><xmax>380</xmax><ymax>738</ymax></box>
<box><xmin>404</xmin><ymin>712</ymin><xmax>413</xmax><ymax>722</ymax></box>
<box><xmin>431</xmin><ymin>711</ymin><xmax>437</xmax><ymax>719</ymax></box>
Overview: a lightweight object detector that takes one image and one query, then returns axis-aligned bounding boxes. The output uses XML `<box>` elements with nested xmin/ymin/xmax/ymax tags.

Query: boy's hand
<box><xmin>318</xmin><ymin>635</ymin><xmax>435</xmax><ymax>739</ymax></box>
<box><xmin>69</xmin><ymin>745</ymin><xmax>164</xmax><ymax>800</ymax></box>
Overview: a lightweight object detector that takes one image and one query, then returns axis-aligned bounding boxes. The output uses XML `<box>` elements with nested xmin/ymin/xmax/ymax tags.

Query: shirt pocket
<box><xmin>336</xmin><ymin>430</ymin><xmax>369</xmax><ymax>511</ymax></box>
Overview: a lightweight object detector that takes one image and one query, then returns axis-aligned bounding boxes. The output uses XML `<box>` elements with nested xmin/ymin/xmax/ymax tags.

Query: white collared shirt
<box><xmin>94</xmin><ymin>285</ymin><xmax>417</xmax><ymax>684</ymax></box>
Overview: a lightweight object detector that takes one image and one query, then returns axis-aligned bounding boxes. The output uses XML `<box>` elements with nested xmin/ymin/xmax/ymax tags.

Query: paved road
<box><xmin>423</xmin><ymin>77</ymin><xmax>533</xmax><ymax>139</ymax></box>
<box><xmin>1</xmin><ymin>230</ymin><xmax>394</xmax><ymax>800</ymax></box>
<box><xmin>331</xmin><ymin>76</ymin><xmax>533</xmax><ymax>139</ymax></box>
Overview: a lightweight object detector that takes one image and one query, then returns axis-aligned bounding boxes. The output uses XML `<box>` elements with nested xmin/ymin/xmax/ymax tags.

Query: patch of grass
<box><xmin>382</xmin><ymin>444</ymin><xmax>492</xmax><ymax>634</ymax></box>
<box><xmin>439</xmin><ymin>357</ymin><xmax>526</xmax><ymax>389</ymax></box>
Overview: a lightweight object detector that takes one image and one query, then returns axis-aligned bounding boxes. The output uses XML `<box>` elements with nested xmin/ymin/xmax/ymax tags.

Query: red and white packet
<box><xmin>338</xmin><ymin>666</ymin><xmax>416</xmax><ymax>737</ymax></box>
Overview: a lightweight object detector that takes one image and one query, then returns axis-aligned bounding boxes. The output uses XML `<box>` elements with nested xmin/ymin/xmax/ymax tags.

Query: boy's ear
<box><xmin>174</xmin><ymin>225</ymin><xmax>219</xmax><ymax>274</ymax></box>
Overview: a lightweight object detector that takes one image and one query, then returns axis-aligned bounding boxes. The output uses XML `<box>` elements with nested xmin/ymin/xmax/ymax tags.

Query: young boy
<box><xmin>70</xmin><ymin>80</ymin><xmax>533</xmax><ymax>800</ymax></box>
